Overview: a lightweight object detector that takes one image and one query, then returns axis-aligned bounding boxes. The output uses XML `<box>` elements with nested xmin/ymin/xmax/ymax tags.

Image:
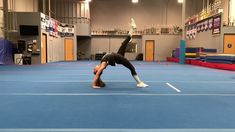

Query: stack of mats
<box><xmin>198</xmin><ymin>48</ymin><xmax>217</xmax><ymax>61</ymax></box>
<box><xmin>191</xmin><ymin>59</ymin><xmax>235</xmax><ymax>71</ymax></box>
<box><xmin>173</xmin><ymin>47</ymin><xmax>202</xmax><ymax>58</ymax></box>
<box><xmin>205</xmin><ymin>54</ymin><xmax>235</xmax><ymax>64</ymax></box>
<box><xmin>174</xmin><ymin>48</ymin><xmax>180</xmax><ymax>58</ymax></box>
<box><xmin>185</xmin><ymin>47</ymin><xmax>203</xmax><ymax>58</ymax></box>
<box><xmin>202</xmin><ymin>49</ymin><xmax>217</xmax><ymax>53</ymax></box>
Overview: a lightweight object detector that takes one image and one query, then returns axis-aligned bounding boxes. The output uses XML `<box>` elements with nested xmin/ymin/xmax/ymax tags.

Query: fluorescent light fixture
<box><xmin>178</xmin><ymin>0</ymin><xmax>183</xmax><ymax>3</ymax></box>
<box><xmin>132</xmin><ymin>0</ymin><xmax>139</xmax><ymax>3</ymax></box>
<box><xmin>86</xmin><ymin>0</ymin><xmax>92</xmax><ymax>2</ymax></box>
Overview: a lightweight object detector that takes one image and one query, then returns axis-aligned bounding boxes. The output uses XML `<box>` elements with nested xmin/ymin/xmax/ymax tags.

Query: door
<box><xmin>145</xmin><ymin>40</ymin><xmax>155</xmax><ymax>61</ymax></box>
<box><xmin>64</xmin><ymin>38</ymin><xmax>74</xmax><ymax>61</ymax></box>
<box><xmin>41</xmin><ymin>34</ymin><xmax>47</xmax><ymax>64</ymax></box>
<box><xmin>224</xmin><ymin>34</ymin><xmax>235</xmax><ymax>54</ymax></box>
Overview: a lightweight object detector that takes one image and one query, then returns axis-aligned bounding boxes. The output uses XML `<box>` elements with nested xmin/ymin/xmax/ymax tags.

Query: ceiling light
<box><xmin>178</xmin><ymin>0</ymin><xmax>183</xmax><ymax>3</ymax></box>
<box><xmin>132</xmin><ymin>0</ymin><xmax>139</xmax><ymax>4</ymax></box>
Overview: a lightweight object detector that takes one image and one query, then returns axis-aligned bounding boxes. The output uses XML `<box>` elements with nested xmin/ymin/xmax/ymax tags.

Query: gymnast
<box><xmin>92</xmin><ymin>18</ymin><xmax>148</xmax><ymax>88</ymax></box>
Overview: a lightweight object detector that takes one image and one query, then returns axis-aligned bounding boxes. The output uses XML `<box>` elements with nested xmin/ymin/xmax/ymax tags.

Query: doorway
<box><xmin>64</xmin><ymin>38</ymin><xmax>74</xmax><ymax>61</ymax></box>
<box><xmin>145</xmin><ymin>40</ymin><xmax>155</xmax><ymax>61</ymax></box>
<box><xmin>224</xmin><ymin>34</ymin><xmax>235</xmax><ymax>54</ymax></box>
<box><xmin>41</xmin><ymin>33</ymin><xmax>47</xmax><ymax>64</ymax></box>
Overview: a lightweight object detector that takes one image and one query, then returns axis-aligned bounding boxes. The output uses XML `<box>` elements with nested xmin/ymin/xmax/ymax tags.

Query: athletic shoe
<box><xmin>137</xmin><ymin>82</ymin><xmax>149</xmax><ymax>88</ymax></box>
<box><xmin>128</xmin><ymin>18</ymin><xmax>137</xmax><ymax>36</ymax></box>
<box><xmin>130</xmin><ymin>18</ymin><xmax>137</xmax><ymax>29</ymax></box>
<box><xmin>92</xmin><ymin>85</ymin><xmax>101</xmax><ymax>89</ymax></box>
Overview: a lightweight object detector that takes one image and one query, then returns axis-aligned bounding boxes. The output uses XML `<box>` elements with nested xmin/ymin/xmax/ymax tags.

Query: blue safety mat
<box><xmin>206</xmin><ymin>55</ymin><xmax>235</xmax><ymax>64</ymax></box>
<box><xmin>0</xmin><ymin>61</ymin><xmax>235</xmax><ymax>132</ymax></box>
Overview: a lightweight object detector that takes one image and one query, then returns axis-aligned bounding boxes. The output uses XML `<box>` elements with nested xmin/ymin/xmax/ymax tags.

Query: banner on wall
<box><xmin>40</xmin><ymin>13</ymin><xmax>74</xmax><ymax>37</ymax></box>
<box><xmin>40</xmin><ymin>13</ymin><xmax>46</xmax><ymax>29</ymax></box>
<box><xmin>59</xmin><ymin>24</ymin><xmax>74</xmax><ymax>37</ymax></box>
<box><xmin>212</xmin><ymin>14</ymin><xmax>221</xmax><ymax>35</ymax></box>
<box><xmin>41</xmin><ymin>13</ymin><xmax>50</xmax><ymax>32</ymax></box>
<box><xmin>48</xmin><ymin>18</ymin><xmax>59</xmax><ymax>37</ymax></box>
<box><xmin>186</xmin><ymin>13</ymin><xmax>221</xmax><ymax>39</ymax></box>
<box><xmin>208</xmin><ymin>17</ymin><xmax>213</xmax><ymax>30</ymax></box>
<box><xmin>186</xmin><ymin>24</ymin><xmax>197</xmax><ymax>40</ymax></box>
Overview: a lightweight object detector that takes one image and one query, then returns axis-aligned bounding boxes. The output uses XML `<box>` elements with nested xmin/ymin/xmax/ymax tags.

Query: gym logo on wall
<box><xmin>227</xmin><ymin>43</ymin><xmax>233</xmax><ymax>48</ymax></box>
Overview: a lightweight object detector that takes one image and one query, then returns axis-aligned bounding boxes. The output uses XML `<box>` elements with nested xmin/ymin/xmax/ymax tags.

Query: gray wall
<box><xmin>185</xmin><ymin>0</ymin><xmax>203</xmax><ymax>18</ymax></box>
<box><xmin>41</xmin><ymin>30</ymin><xmax>77</xmax><ymax>63</ymax></box>
<box><xmin>41</xmin><ymin>30</ymin><xmax>63</xmax><ymax>63</ymax></box>
<box><xmin>91</xmin><ymin>36</ymin><xmax>142</xmax><ymax>60</ymax></box>
<box><xmin>14</xmin><ymin>0</ymin><xmax>38</xmax><ymax>12</ymax></box>
<box><xmin>142</xmin><ymin>35</ymin><xmax>181</xmax><ymax>61</ymax></box>
<box><xmin>88</xmin><ymin>0</ymin><xmax>184</xmax><ymax>61</ymax></box>
<box><xmin>8</xmin><ymin>12</ymin><xmax>77</xmax><ymax>64</ymax></box>
<box><xmin>186</xmin><ymin>30</ymin><xmax>221</xmax><ymax>52</ymax></box>
<box><xmin>90</xmin><ymin>0</ymin><xmax>182</xmax><ymax>30</ymax></box>
<box><xmin>77</xmin><ymin>37</ymin><xmax>91</xmax><ymax>60</ymax></box>
<box><xmin>7</xmin><ymin>12</ymin><xmax>41</xmax><ymax>64</ymax></box>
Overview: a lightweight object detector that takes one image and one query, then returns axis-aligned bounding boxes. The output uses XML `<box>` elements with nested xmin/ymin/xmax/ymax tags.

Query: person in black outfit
<box><xmin>92</xmin><ymin>18</ymin><xmax>148</xmax><ymax>88</ymax></box>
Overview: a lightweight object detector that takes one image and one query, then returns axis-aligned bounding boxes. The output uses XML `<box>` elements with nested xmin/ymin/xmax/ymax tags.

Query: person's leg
<box><xmin>121</xmin><ymin>58</ymin><xmax>148</xmax><ymax>87</ymax></box>
<box><xmin>117</xmin><ymin>36</ymin><xmax>132</xmax><ymax>56</ymax></box>
<box><xmin>117</xmin><ymin>18</ymin><xmax>136</xmax><ymax>56</ymax></box>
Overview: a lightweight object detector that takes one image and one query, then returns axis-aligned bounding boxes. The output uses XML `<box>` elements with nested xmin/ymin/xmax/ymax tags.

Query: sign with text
<box><xmin>40</xmin><ymin>13</ymin><xmax>74</xmax><ymax>37</ymax></box>
<box><xmin>212</xmin><ymin>15</ymin><xmax>221</xmax><ymax>35</ymax></box>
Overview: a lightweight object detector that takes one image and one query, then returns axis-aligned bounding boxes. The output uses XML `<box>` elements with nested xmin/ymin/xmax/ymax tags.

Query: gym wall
<box><xmin>91</xmin><ymin>36</ymin><xmax>142</xmax><ymax>60</ymax></box>
<box><xmin>186</xmin><ymin>31</ymin><xmax>221</xmax><ymax>53</ymax></box>
<box><xmin>0</xmin><ymin>1</ymin><xmax>3</xmax><ymax>38</ymax></box>
<box><xmin>90</xmin><ymin>0</ymin><xmax>182</xmax><ymax>29</ymax></box>
<box><xmin>142</xmin><ymin>35</ymin><xmax>181</xmax><ymax>61</ymax></box>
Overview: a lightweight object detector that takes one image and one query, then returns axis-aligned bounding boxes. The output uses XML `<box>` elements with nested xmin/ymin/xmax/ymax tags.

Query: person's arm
<box><xmin>92</xmin><ymin>62</ymin><xmax>107</xmax><ymax>88</ymax></box>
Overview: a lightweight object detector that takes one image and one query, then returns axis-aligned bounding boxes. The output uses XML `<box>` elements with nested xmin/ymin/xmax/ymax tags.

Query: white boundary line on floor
<box><xmin>0</xmin><ymin>129</ymin><xmax>235</xmax><ymax>132</ymax></box>
<box><xmin>1</xmin><ymin>93</ymin><xmax>235</xmax><ymax>96</ymax></box>
<box><xmin>166</xmin><ymin>82</ymin><xmax>181</xmax><ymax>93</ymax></box>
<box><xmin>0</xmin><ymin>80</ymin><xmax>235</xmax><ymax>83</ymax></box>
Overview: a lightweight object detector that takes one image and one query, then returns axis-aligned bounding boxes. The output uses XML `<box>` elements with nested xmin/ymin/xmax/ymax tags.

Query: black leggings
<box><xmin>117</xmin><ymin>36</ymin><xmax>131</xmax><ymax>56</ymax></box>
<box><xmin>116</xmin><ymin>36</ymin><xmax>137</xmax><ymax>76</ymax></box>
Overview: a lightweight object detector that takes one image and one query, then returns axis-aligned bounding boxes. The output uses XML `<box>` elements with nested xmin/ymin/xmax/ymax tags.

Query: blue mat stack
<box><xmin>205</xmin><ymin>54</ymin><xmax>235</xmax><ymax>64</ymax></box>
<box><xmin>0</xmin><ymin>39</ymin><xmax>13</xmax><ymax>65</ymax></box>
<box><xmin>198</xmin><ymin>48</ymin><xmax>217</xmax><ymax>61</ymax></box>
<box><xmin>185</xmin><ymin>47</ymin><xmax>203</xmax><ymax>58</ymax></box>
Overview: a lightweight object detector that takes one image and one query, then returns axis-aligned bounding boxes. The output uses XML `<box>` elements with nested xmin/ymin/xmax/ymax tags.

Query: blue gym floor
<box><xmin>0</xmin><ymin>61</ymin><xmax>235</xmax><ymax>132</ymax></box>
